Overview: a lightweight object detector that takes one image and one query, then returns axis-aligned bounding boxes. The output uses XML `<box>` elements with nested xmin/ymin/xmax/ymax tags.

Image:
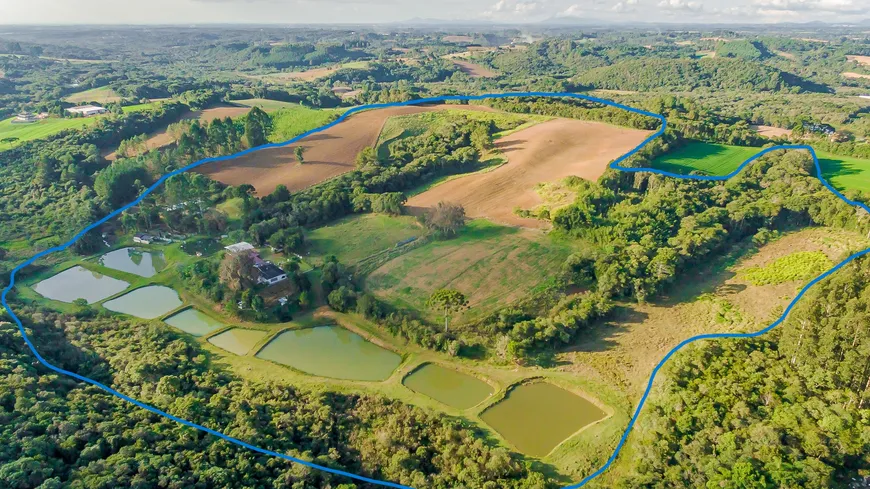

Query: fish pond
<box><xmin>98</xmin><ymin>247</ymin><xmax>167</xmax><ymax>277</ymax></box>
<box><xmin>208</xmin><ymin>328</ymin><xmax>267</xmax><ymax>355</ymax></box>
<box><xmin>402</xmin><ymin>363</ymin><xmax>493</xmax><ymax>409</ymax></box>
<box><xmin>32</xmin><ymin>266</ymin><xmax>129</xmax><ymax>304</ymax></box>
<box><xmin>479</xmin><ymin>382</ymin><xmax>607</xmax><ymax>458</ymax></box>
<box><xmin>102</xmin><ymin>286</ymin><xmax>182</xmax><ymax>319</ymax></box>
<box><xmin>164</xmin><ymin>308</ymin><xmax>226</xmax><ymax>336</ymax></box>
<box><xmin>255</xmin><ymin>325</ymin><xmax>401</xmax><ymax>381</ymax></box>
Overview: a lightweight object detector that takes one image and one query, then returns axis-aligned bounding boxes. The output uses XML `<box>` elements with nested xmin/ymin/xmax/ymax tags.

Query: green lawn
<box><xmin>365</xmin><ymin>219</ymin><xmax>583</xmax><ymax>323</ymax></box>
<box><xmin>121</xmin><ymin>102</ymin><xmax>158</xmax><ymax>113</ymax></box>
<box><xmin>233</xmin><ymin>98</ymin><xmax>308</xmax><ymax>112</ymax></box>
<box><xmin>268</xmin><ymin>104</ymin><xmax>342</xmax><ymax>143</ymax></box>
<box><xmin>816</xmin><ymin>150</ymin><xmax>870</xmax><ymax>194</ymax></box>
<box><xmin>64</xmin><ymin>85</ymin><xmax>121</xmax><ymax>104</ymax></box>
<box><xmin>0</xmin><ymin>117</ymin><xmax>96</xmax><ymax>151</ymax></box>
<box><xmin>651</xmin><ymin>141</ymin><xmax>760</xmax><ymax>176</ymax></box>
<box><xmin>305</xmin><ymin>214</ymin><xmax>423</xmax><ymax>265</ymax></box>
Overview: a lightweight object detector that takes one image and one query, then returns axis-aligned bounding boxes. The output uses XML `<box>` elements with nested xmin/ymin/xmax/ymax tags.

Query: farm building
<box><xmin>225</xmin><ymin>242</ymin><xmax>255</xmax><ymax>254</ymax></box>
<box><xmin>14</xmin><ymin>113</ymin><xmax>38</xmax><ymax>123</ymax></box>
<box><xmin>66</xmin><ymin>105</ymin><xmax>107</xmax><ymax>117</ymax></box>
<box><xmin>256</xmin><ymin>262</ymin><xmax>287</xmax><ymax>285</ymax></box>
<box><xmin>133</xmin><ymin>233</ymin><xmax>154</xmax><ymax>244</ymax></box>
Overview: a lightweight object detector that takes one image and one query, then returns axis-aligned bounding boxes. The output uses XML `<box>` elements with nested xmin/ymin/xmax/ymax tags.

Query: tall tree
<box><xmin>427</xmin><ymin>288</ymin><xmax>469</xmax><ymax>332</ymax></box>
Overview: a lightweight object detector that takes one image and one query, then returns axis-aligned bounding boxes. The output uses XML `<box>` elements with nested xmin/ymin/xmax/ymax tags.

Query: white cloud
<box><xmin>482</xmin><ymin>0</ymin><xmax>550</xmax><ymax>18</ymax></box>
<box><xmin>658</xmin><ymin>0</ymin><xmax>703</xmax><ymax>10</ymax></box>
<box><xmin>751</xmin><ymin>0</ymin><xmax>868</xmax><ymax>14</ymax></box>
<box><xmin>612</xmin><ymin>0</ymin><xmax>638</xmax><ymax>12</ymax></box>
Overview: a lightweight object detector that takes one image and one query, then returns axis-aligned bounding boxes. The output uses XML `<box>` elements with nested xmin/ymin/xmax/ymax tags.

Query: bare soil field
<box><xmin>443</xmin><ymin>35</ymin><xmax>475</xmax><ymax>43</ymax></box>
<box><xmin>843</xmin><ymin>72</ymin><xmax>870</xmax><ymax>79</ymax></box>
<box><xmin>750</xmin><ymin>124</ymin><xmax>792</xmax><ymax>138</ymax></box>
<box><xmin>451</xmin><ymin>60</ymin><xmax>498</xmax><ymax>78</ymax></box>
<box><xmin>773</xmin><ymin>50</ymin><xmax>796</xmax><ymax>60</ymax></box>
<box><xmin>847</xmin><ymin>55</ymin><xmax>870</xmax><ymax>66</ymax></box>
<box><xmin>197</xmin><ymin>104</ymin><xmax>495</xmax><ymax>195</ymax></box>
<box><xmin>105</xmin><ymin>105</ymin><xmax>250</xmax><ymax>160</ymax></box>
<box><xmin>407</xmin><ymin>118</ymin><xmax>651</xmax><ymax>228</ymax></box>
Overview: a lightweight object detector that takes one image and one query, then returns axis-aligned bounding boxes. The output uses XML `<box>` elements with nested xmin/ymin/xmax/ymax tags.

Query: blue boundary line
<box><xmin>2</xmin><ymin>91</ymin><xmax>868</xmax><ymax>488</ymax></box>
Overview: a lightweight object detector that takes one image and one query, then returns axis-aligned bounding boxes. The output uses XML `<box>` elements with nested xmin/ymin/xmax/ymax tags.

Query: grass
<box><xmin>64</xmin><ymin>85</ymin><xmax>121</xmax><ymax>104</ymax></box>
<box><xmin>305</xmin><ymin>214</ymin><xmax>423</xmax><ymax>265</ymax></box>
<box><xmin>651</xmin><ymin>141</ymin><xmax>760</xmax><ymax>176</ymax></box>
<box><xmin>364</xmin><ymin>219</ymin><xmax>582</xmax><ymax>323</ymax></box>
<box><xmin>268</xmin><ymin>104</ymin><xmax>343</xmax><ymax>143</ymax></box>
<box><xmin>816</xmin><ymin>150</ymin><xmax>870</xmax><ymax>194</ymax></box>
<box><xmin>232</xmin><ymin>98</ymin><xmax>309</xmax><ymax>112</ymax></box>
<box><xmin>121</xmin><ymin>102</ymin><xmax>158</xmax><ymax>113</ymax></box>
<box><xmin>739</xmin><ymin>250</ymin><xmax>833</xmax><ymax>285</ymax></box>
<box><xmin>0</xmin><ymin>116</ymin><xmax>96</xmax><ymax>151</ymax></box>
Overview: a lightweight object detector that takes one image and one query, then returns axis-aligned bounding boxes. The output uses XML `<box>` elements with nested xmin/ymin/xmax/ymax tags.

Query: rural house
<box><xmin>256</xmin><ymin>262</ymin><xmax>287</xmax><ymax>285</ymax></box>
<box><xmin>133</xmin><ymin>233</ymin><xmax>154</xmax><ymax>244</ymax></box>
<box><xmin>224</xmin><ymin>242</ymin><xmax>255</xmax><ymax>254</ymax></box>
<box><xmin>65</xmin><ymin>105</ymin><xmax>107</xmax><ymax>117</ymax></box>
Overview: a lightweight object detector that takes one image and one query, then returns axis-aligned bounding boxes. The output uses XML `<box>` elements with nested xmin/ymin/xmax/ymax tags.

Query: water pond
<box><xmin>402</xmin><ymin>363</ymin><xmax>493</xmax><ymax>409</ymax></box>
<box><xmin>479</xmin><ymin>382</ymin><xmax>607</xmax><ymax>458</ymax></box>
<box><xmin>164</xmin><ymin>308</ymin><xmax>226</xmax><ymax>337</ymax></box>
<box><xmin>256</xmin><ymin>326</ymin><xmax>401</xmax><ymax>381</ymax></box>
<box><xmin>98</xmin><ymin>247</ymin><xmax>167</xmax><ymax>277</ymax></box>
<box><xmin>102</xmin><ymin>286</ymin><xmax>182</xmax><ymax>319</ymax></box>
<box><xmin>208</xmin><ymin>328</ymin><xmax>267</xmax><ymax>355</ymax></box>
<box><xmin>32</xmin><ymin>266</ymin><xmax>129</xmax><ymax>304</ymax></box>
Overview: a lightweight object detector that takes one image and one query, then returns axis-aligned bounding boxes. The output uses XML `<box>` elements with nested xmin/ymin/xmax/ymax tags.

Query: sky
<box><xmin>1</xmin><ymin>0</ymin><xmax>868</xmax><ymax>25</ymax></box>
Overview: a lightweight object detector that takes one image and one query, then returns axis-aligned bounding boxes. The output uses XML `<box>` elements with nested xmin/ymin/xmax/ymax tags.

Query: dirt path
<box><xmin>197</xmin><ymin>104</ymin><xmax>495</xmax><ymax>195</ymax></box>
<box><xmin>407</xmin><ymin>118</ymin><xmax>651</xmax><ymax>228</ymax></box>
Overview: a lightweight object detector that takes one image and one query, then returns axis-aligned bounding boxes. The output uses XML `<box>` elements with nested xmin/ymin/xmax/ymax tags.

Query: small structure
<box><xmin>256</xmin><ymin>262</ymin><xmax>288</xmax><ymax>285</ymax></box>
<box><xmin>224</xmin><ymin>242</ymin><xmax>255</xmax><ymax>254</ymax></box>
<box><xmin>14</xmin><ymin>113</ymin><xmax>38</xmax><ymax>123</ymax></box>
<box><xmin>66</xmin><ymin>105</ymin><xmax>107</xmax><ymax>117</ymax></box>
<box><xmin>133</xmin><ymin>233</ymin><xmax>154</xmax><ymax>245</ymax></box>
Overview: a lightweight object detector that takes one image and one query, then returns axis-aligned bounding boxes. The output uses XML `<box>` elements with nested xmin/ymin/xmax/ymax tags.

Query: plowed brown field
<box><xmin>407</xmin><ymin>118</ymin><xmax>651</xmax><ymax>228</ymax></box>
<box><xmin>197</xmin><ymin>104</ymin><xmax>495</xmax><ymax>195</ymax></box>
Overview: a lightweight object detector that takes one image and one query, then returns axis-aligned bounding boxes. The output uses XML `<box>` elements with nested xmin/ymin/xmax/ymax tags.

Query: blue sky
<box><xmin>1</xmin><ymin>0</ymin><xmax>868</xmax><ymax>24</ymax></box>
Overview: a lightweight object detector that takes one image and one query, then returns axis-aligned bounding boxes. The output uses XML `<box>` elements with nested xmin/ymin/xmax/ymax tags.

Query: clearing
<box><xmin>817</xmin><ymin>150</ymin><xmax>870</xmax><ymax>194</ymax></box>
<box><xmin>240</xmin><ymin>62</ymin><xmax>369</xmax><ymax>83</ymax></box>
<box><xmin>365</xmin><ymin>219</ymin><xmax>580</xmax><ymax>324</ymax></box>
<box><xmin>651</xmin><ymin>141</ymin><xmax>759</xmax><ymax>176</ymax></box>
<box><xmin>451</xmin><ymin>59</ymin><xmax>498</xmax><ymax>78</ymax></box>
<box><xmin>843</xmin><ymin>72</ymin><xmax>870</xmax><ymax>80</ymax></box>
<box><xmin>64</xmin><ymin>86</ymin><xmax>121</xmax><ymax>104</ymax></box>
<box><xmin>750</xmin><ymin>124</ymin><xmax>792</xmax><ymax>138</ymax></box>
<box><xmin>305</xmin><ymin>214</ymin><xmax>423</xmax><ymax>265</ymax></box>
<box><xmin>197</xmin><ymin>104</ymin><xmax>496</xmax><ymax>196</ymax></box>
<box><xmin>0</xmin><ymin>116</ymin><xmax>96</xmax><ymax>151</ymax></box>
<box><xmin>233</xmin><ymin>98</ymin><xmax>311</xmax><ymax>112</ymax></box>
<box><xmin>407</xmin><ymin>118</ymin><xmax>651</xmax><ymax>228</ymax></box>
<box><xmin>847</xmin><ymin>55</ymin><xmax>870</xmax><ymax>66</ymax></box>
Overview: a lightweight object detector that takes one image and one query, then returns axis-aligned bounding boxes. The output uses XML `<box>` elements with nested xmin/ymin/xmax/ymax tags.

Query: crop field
<box><xmin>407</xmin><ymin>118</ymin><xmax>651</xmax><ymax>228</ymax></box>
<box><xmin>365</xmin><ymin>219</ymin><xmax>580</xmax><ymax>323</ymax></box>
<box><xmin>651</xmin><ymin>141</ymin><xmax>760</xmax><ymax>176</ymax></box>
<box><xmin>0</xmin><ymin>116</ymin><xmax>95</xmax><ymax>151</ymax></box>
<box><xmin>305</xmin><ymin>214</ymin><xmax>423</xmax><ymax>265</ymax></box>
<box><xmin>452</xmin><ymin>60</ymin><xmax>498</xmax><ymax>78</ymax></box>
<box><xmin>240</xmin><ymin>61</ymin><xmax>370</xmax><ymax>83</ymax></box>
<box><xmin>816</xmin><ymin>150</ymin><xmax>870</xmax><ymax>194</ymax></box>
<box><xmin>197</xmin><ymin>104</ymin><xmax>497</xmax><ymax>196</ymax></box>
<box><xmin>64</xmin><ymin>85</ymin><xmax>121</xmax><ymax>104</ymax></box>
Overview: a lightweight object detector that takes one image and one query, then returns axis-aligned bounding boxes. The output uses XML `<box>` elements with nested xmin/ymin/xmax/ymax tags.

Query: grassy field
<box><xmin>651</xmin><ymin>141</ymin><xmax>760</xmax><ymax>176</ymax></box>
<box><xmin>121</xmin><ymin>102</ymin><xmax>158</xmax><ymax>113</ymax></box>
<box><xmin>233</xmin><ymin>98</ymin><xmax>309</xmax><ymax>112</ymax></box>
<box><xmin>365</xmin><ymin>219</ymin><xmax>581</xmax><ymax>323</ymax></box>
<box><xmin>268</xmin><ymin>104</ymin><xmax>342</xmax><ymax>143</ymax></box>
<box><xmin>817</xmin><ymin>150</ymin><xmax>870</xmax><ymax>194</ymax></box>
<box><xmin>305</xmin><ymin>214</ymin><xmax>423</xmax><ymax>265</ymax></box>
<box><xmin>0</xmin><ymin>116</ymin><xmax>96</xmax><ymax>151</ymax></box>
<box><xmin>739</xmin><ymin>250</ymin><xmax>833</xmax><ymax>285</ymax></box>
<box><xmin>64</xmin><ymin>85</ymin><xmax>121</xmax><ymax>104</ymax></box>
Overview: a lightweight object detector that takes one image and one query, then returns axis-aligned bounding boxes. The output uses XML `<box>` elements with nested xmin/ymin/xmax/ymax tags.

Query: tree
<box><xmin>422</xmin><ymin>201</ymin><xmax>466</xmax><ymax>237</ymax></box>
<box><xmin>219</xmin><ymin>252</ymin><xmax>257</xmax><ymax>291</ymax></box>
<box><xmin>426</xmin><ymin>288</ymin><xmax>468</xmax><ymax>332</ymax></box>
<box><xmin>294</xmin><ymin>146</ymin><xmax>305</xmax><ymax>165</ymax></box>
<box><xmin>355</xmin><ymin>146</ymin><xmax>378</xmax><ymax>168</ymax></box>
<box><xmin>371</xmin><ymin>192</ymin><xmax>406</xmax><ymax>216</ymax></box>
<box><xmin>244</xmin><ymin>106</ymin><xmax>269</xmax><ymax>148</ymax></box>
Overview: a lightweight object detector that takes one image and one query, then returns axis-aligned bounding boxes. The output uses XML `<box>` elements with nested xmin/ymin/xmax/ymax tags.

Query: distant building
<box><xmin>224</xmin><ymin>242</ymin><xmax>255</xmax><ymax>254</ymax></box>
<box><xmin>133</xmin><ymin>233</ymin><xmax>154</xmax><ymax>244</ymax></box>
<box><xmin>66</xmin><ymin>105</ymin><xmax>107</xmax><ymax>117</ymax></box>
<box><xmin>14</xmin><ymin>113</ymin><xmax>38</xmax><ymax>123</ymax></box>
<box><xmin>256</xmin><ymin>262</ymin><xmax>287</xmax><ymax>285</ymax></box>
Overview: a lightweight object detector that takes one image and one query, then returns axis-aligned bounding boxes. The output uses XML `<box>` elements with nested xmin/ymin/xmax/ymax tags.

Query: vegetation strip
<box><xmin>3</xmin><ymin>91</ymin><xmax>869</xmax><ymax>489</ymax></box>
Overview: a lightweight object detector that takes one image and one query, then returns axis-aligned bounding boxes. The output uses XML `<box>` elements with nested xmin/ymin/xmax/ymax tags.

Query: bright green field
<box><xmin>817</xmin><ymin>151</ymin><xmax>870</xmax><ymax>194</ymax></box>
<box><xmin>365</xmin><ymin>219</ymin><xmax>582</xmax><ymax>323</ymax></box>
<box><xmin>0</xmin><ymin>117</ymin><xmax>96</xmax><ymax>151</ymax></box>
<box><xmin>651</xmin><ymin>141</ymin><xmax>760</xmax><ymax>176</ymax></box>
<box><xmin>121</xmin><ymin>102</ymin><xmax>158</xmax><ymax>113</ymax></box>
<box><xmin>306</xmin><ymin>214</ymin><xmax>423</xmax><ymax>265</ymax></box>
<box><xmin>64</xmin><ymin>85</ymin><xmax>121</xmax><ymax>104</ymax></box>
<box><xmin>233</xmin><ymin>98</ymin><xmax>307</xmax><ymax>112</ymax></box>
<box><xmin>268</xmin><ymin>104</ymin><xmax>342</xmax><ymax>143</ymax></box>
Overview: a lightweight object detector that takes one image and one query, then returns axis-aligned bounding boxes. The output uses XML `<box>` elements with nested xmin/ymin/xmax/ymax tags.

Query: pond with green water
<box><xmin>102</xmin><ymin>286</ymin><xmax>182</xmax><ymax>319</ymax></box>
<box><xmin>164</xmin><ymin>308</ymin><xmax>226</xmax><ymax>336</ymax></box>
<box><xmin>256</xmin><ymin>326</ymin><xmax>401</xmax><ymax>381</ymax></box>
<box><xmin>33</xmin><ymin>266</ymin><xmax>129</xmax><ymax>304</ymax></box>
<box><xmin>98</xmin><ymin>247</ymin><xmax>167</xmax><ymax>277</ymax></box>
<box><xmin>480</xmin><ymin>382</ymin><xmax>607</xmax><ymax>458</ymax></box>
<box><xmin>402</xmin><ymin>363</ymin><xmax>493</xmax><ymax>409</ymax></box>
<box><xmin>208</xmin><ymin>328</ymin><xmax>267</xmax><ymax>355</ymax></box>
